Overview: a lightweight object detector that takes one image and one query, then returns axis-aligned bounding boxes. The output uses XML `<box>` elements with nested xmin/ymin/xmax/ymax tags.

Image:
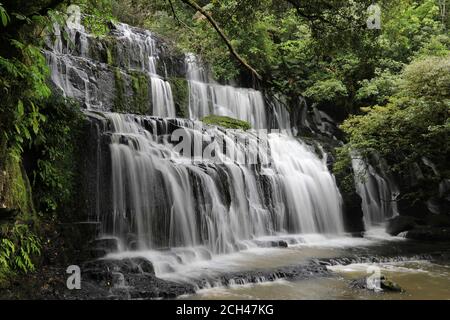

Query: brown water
<box><xmin>184</xmin><ymin>261</ymin><xmax>450</xmax><ymax>300</ymax></box>
<box><xmin>174</xmin><ymin>232</ymin><xmax>450</xmax><ymax>300</ymax></box>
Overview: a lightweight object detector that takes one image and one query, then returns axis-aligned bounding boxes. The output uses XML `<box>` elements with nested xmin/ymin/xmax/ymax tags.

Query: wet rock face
<box><xmin>387</xmin><ymin>214</ymin><xmax>450</xmax><ymax>241</ymax></box>
<box><xmin>405</xmin><ymin>227</ymin><xmax>450</xmax><ymax>241</ymax></box>
<box><xmin>44</xmin><ymin>22</ymin><xmax>186</xmax><ymax>114</ymax></box>
<box><xmin>341</xmin><ymin>192</ymin><xmax>365</xmax><ymax>234</ymax></box>
<box><xmin>386</xmin><ymin>216</ymin><xmax>423</xmax><ymax>236</ymax></box>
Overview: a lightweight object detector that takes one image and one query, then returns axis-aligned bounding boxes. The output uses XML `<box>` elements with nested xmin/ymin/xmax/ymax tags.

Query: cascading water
<box><xmin>351</xmin><ymin>156</ymin><xmax>399</xmax><ymax>228</ymax></box>
<box><xmin>186</xmin><ymin>54</ymin><xmax>267</xmax><ymax>129</ymax></box>
<box><xmin>102</xmin><ymin>113</ymin><xmax>343</xmax><ymax>253</ymax></box>
<box><xmin>113</xmin><ymin>23</ymin><xmax>177</xmax><ymax>118</ymax></box>
<box><xmin>44</xmin><ymin>20</ymin><xmax>345</xmax><ymax>278</ymax></box>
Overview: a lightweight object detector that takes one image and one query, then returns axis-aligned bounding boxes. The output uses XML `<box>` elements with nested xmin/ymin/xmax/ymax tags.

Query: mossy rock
<box><xmin>380</xmin><ymin>276</ymin><xmax>403</xmax><ymax>292</ymax></box>
<box><xmin>169</xmin><ymin>77</ymin><xmax>189</xmax><ymax>118</ymax></box>
<box><xmin>102</xmin><ymin>36</ymin><xmax>118</xmax><ymax>66</ymax></box>
<box><xmin>112</xmin><ymin>67</ymin><xmax>125</xmax><ymax>112</ymax></box>
<box><xmin>130</xmin><ymin>70</ymin><xmax>150</xmax><ymax>115</ymax></box>
<box><xmin>0</xmin><ymin>154</ymin><xmax>34</xmax><ymax>217</ymax></box>
<box><xmin>202</xmin><ymin>115</ymin><xmax>251</xmax><ymax>131</ymax></box>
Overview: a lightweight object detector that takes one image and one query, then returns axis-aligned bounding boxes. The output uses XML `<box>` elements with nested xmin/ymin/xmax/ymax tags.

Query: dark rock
<box><xmin>386</xmin><ymin>216</ymin><xmax>421</xmax><ymax>236</ymax></box>
<box><xmin>89</xmin><ymin>248</ymin><xmax>108</xmax><ymax>259</ymax></box>
<box><xmin>397</xmin><ymin>197</ymin><xmax>430</xmax><ymax>219</ymax></box>
<box><xmin>271</xmin><ymin>240</ymin><xmax>288</xmax><ymax>248</ymax></box>
<box><xmin>341</xmin><ymin>192</ymin><xmax>365</xmax><ymax>233</ymax></box>
<box><xmin>406</xmin><ymin>227</ymin><xmax>450</xmax><ymax>241</ymax></box>
<box><xmin>427</xmin><ymin>214</ymin><xmax>450</xmax><ymax>228</ymax></box>
<box><xmin>312</xmin><ymin>259</ymin><xmax>331</xmax><ymax>266</ymax></box>
<box><xmin>380</xmin><ymin>277</ymin><xmax>403</xmax><ymax>292</ymax></box>
<box><xmin>129</xmin><ymin>257</ymin><xmax>155</xmax><ymax>274</ymax></box>
<box><xmin>91</xmin><ymin>237</ymin><xmax>119</xmax><ymax>253</ymax></box>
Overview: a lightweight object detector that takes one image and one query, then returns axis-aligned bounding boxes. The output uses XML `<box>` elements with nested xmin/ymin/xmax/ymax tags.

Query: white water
<box><xmin>104</xmin><ymin>113</ymin><xmax>344</xmax><ymax>255</ymax></box>
<box><xmin>351</xmin><ymin>156</ymin><xmax>399</xmax><ymax>228</ymax></box>
<box><xmin>115</xmin><ymin>23</ymin><xmax>176</xmax><ymax>117</ymax></box>
<box><xmin>45</xmin><ymin>20</ymin><xmax>353</xmax><ymax>283</ymax></box>
<box><xmin>186</xmin><ymin>54</ymin><xmax>267</xmax><ymax>128</ymax></box>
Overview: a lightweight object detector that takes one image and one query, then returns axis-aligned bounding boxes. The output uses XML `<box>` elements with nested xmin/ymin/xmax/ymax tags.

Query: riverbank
<box><xmin>1</xmin><ymin>231</ymin><xmax>449</xmax><ymax>300</ymax></box>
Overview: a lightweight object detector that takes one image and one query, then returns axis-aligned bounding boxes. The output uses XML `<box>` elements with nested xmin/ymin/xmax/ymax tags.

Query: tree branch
<box><xmin>179</xmin><ymin>0</ymin><xmax>263</xmax><ymax>81</ymax></box>
<box><xmin>166</xmin><ymin>0</ymin><xmax>195</xmax><ymax>33</ymax></box>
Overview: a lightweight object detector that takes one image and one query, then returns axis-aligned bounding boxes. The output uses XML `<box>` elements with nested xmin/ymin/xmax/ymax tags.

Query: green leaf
<box><xmin>17</xmin><ymin>99</ymin><xmax>24</xmax><ymax>117</ymax></box>
<box><xmin>12</xmin><ymin>12</ymin><xmax>26</xmax><ymax>20</ymax></box>
<box><xmin>0</xmin><ymin>4</ymin><xmax>9</xmax><ymax>27</ymax></box>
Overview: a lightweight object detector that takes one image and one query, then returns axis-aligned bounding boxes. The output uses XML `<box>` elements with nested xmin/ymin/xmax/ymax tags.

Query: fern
<box><xmin>0</xmin><ymin>224</ymin><xmax>41</xmax><ymax>273</ymax></box>
<box><xmin>0</xmin><ymin>2</ymin><xmax>9</xmax><ymax>27</ymax></box>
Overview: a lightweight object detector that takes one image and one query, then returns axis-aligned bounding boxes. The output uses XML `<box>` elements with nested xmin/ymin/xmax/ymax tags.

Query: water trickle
<box><xmin>352</xmin><ymin>156</ymin><xmax>399</xmax><ymax>228</ymax></box>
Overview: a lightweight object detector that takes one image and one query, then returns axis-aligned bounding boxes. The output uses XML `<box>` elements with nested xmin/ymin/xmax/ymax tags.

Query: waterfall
<box><xmin>100</xmin><ymin>112</ymin><xmax>344</xmax><ymax>254</ymax></box>
<box><xmin>44</xmin><ymin>20</ymin><xmax>345</xmax><ymax>260</ymax></box>
<box><xmin>186</xmin><ymin>54</ymin><xmax>267</xmax><ymax>129</ymax></box>
<box><xmin>352</xmin><ymin>156</ymin><xmax>399</xmax><ymax>228</ymax></box>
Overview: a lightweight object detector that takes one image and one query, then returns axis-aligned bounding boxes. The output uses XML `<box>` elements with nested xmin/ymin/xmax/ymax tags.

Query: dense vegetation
<box><xmin>0</xmin><ymin>0</ymin><xmax>449</xmax><ymax>283</ymax></box>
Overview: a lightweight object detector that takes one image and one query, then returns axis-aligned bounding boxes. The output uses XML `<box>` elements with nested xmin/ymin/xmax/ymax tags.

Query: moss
<box><xmin>106</xmin><ymin>47</ymin><xmax>113</xmax><ymax>65</ymax></box>
<box><xmin>113</xmin><ymin>67</ymin><xmax>126</xmax><ymax>112</ymax></box>
<box><xmin>82</xmin><ymin>15</ymin><xmax>112</xmax><ymax>38</ymax></box>
<box><xmin>0</xmin><ymin>154</ymin><xmax>33</xmax><ymax>215</ymax></box>
<box><xmin>130</xmin><ymin>71</ymin><xmax>150</xmax><ymax>115</ymax></box>
<box><xmin>202</xmin><ymin>115</ymin><xmax>251</xmax><ymax>130</ymax></box>
<box><xmin>169</xmin><ymin>77</ymin><xmax>189</xmax><ymax>118</ymax></box>
<box><xmin>103</xmin><ymin>36</ymin><xmax>117</xmax><ymax>66</ymax></box>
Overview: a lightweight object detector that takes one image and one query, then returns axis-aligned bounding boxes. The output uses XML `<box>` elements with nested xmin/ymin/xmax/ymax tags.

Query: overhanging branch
<box><xmin>179</xmin><ymin>0</ymin><xmax>263</xmax><ymax>81</ymax></box>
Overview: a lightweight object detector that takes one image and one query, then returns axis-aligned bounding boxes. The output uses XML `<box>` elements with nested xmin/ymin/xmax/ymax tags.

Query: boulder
<box><xmin>350</xmin><ymin>275</ymin><xmax>403</xmax><ymax>293</ymax></box>
<box><xmin>273</xmin><ymin>240</ymin><xmax>288</xmax><ymax>248</ymax></box>
<box><xmin>405</xmin><ymin>227</ymin><xmax>450</xmax><ymax>241</ymax></box>
<box><xmin>380</xmin><ymin>277</ymin><xmax>403</xmax><ymax>292</ymax></box>
<box><xmin>386</xmin><ymin>216</ymin><xmax>422</xmax><ymax>236</ymax></box>
<box><xmin>91</xmin><ymin>238</ymin><xmax>119</xmax><ymax>253</ymax></box>
<box><xmin>130</xmin><ymin>257</ymin><xmax>155</xmax><ymax>274</ymax></box>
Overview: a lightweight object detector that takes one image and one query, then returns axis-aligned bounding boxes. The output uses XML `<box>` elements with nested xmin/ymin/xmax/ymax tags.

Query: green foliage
<box><xmin>32</xmin><ymin>94</ymin><xmax>85</xmax><ymax>215</ymax></box>
<box><xmin>0</xmin><ymin>39</ymin><xmax>50</xmax><ymax>160</ymax></box>
<box><xmin>0</xmin><ymin>224</ymin><xmax>41</xmax><ymax>274</ymax></box>
<box><xmin>0</xmin><ymin>154</ymin><xmax>34</xmax><ymax>214</ymax></box>
<box><xmin>401</xmin><ymin>55</ymin><xmax>450</xmax><ymax>100</ymax></box>
<box><xmin>332</xmin><ymin>145</ymin><xmax>355</xmax><ymax>195</ymax></box>
<box><xmin>339</xmin><ymin>55</ymin><xmax>450</xmax><ymax>202</ymax></box>
<box><xmin>202</xmin><ymin>115</ymin><xmax>251</xmax><ymax>130</ymax></box>
<box><xmin>0</xmin><ymin>2</ymin><xmax>10</xmax><ymax>26</ymax></box>
<box><xmin>0</xmin><ymin>2</ymin><xmax>83</xmax><ymax>279</ymax></box>
<box><xmin>356</xmin><ymin>70</ymin><xmax>400</xmax><ymax>105</ymax></box>
<box><xmin>304</xmin><ymin>78</ymin><xmax>348</xmax><ymax>102</ymax></box>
